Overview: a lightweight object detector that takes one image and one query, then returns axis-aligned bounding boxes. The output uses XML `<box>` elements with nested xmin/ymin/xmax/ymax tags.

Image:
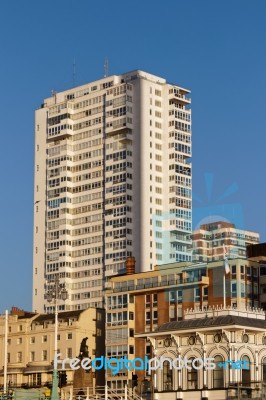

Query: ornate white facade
<box><xmin>137</xmin><ymin>307</ymin><xmax>266</xmax><ymax>400</ymax></box>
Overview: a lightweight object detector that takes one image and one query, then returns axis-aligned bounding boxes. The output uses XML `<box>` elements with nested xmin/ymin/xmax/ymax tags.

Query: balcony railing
<box><xmin>112</xmin><ymin>276</ymin><xmax>209</xmax><ymax>293</ymax></box>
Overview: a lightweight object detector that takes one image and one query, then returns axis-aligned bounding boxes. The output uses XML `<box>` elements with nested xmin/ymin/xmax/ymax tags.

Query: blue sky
<box><xmin>0</xmin><ymin>0</ymin><xmax>265</xmax><ymax>312</ymax></box>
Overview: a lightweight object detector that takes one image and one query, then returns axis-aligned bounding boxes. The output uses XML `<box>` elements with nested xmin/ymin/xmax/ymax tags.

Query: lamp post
<box><xmin>46</xmin><ymin>277</ymin><xmax>68</xmax><ymax>400</ymax></box>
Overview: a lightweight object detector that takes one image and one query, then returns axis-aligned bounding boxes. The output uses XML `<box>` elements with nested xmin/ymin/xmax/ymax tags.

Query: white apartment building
<box><xmin>33</xmin><ymin>70</ymin><xmax>192</xmax><ymax>313</ymax></box>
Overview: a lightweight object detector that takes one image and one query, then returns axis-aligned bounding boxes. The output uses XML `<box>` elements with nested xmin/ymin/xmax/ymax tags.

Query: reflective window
<box><xmin>213</xmin><ymin>355</ymin><xmax>224</xmax><ymax>388</ymax></box>
<box><xmin>163</xmin><ymin>361</ymin><xmax>173</xmax><ymax>390</ymax></box>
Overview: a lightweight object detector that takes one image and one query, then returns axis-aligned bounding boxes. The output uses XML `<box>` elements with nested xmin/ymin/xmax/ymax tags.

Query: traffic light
<box><xmin>58</xmin><ymin>371</ymin><xmax>67</xmax><ymax>388</ymax></box>
<box><xmin>132</xmin><ymin>373</ymin><xmax>138</xmax><ymax>388</ymax></box>
<box><xmin>61</xmin><ymin>371</ymin><xmax>67</xmax><ymax>386</ymax></box>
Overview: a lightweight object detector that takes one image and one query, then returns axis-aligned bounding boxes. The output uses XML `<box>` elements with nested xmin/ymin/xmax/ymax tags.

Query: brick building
<box><xmin>105</xmin><ymin>258</ymin><xmax>260</xmax><ymax>390</ymax></box>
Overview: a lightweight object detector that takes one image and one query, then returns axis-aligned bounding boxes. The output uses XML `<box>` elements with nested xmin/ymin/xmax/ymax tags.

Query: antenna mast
<box><xmin>104</xmin><ymin>57</ymin><xmax>109</xmax><ymax>78</ymax></box>
<box><xmin>73</xmin><ymin>57</ymin><xmax>77</xmax><ymax>87</ymax></box>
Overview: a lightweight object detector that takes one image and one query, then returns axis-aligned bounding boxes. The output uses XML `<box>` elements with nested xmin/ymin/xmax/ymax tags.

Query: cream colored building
<box><xmin>33</xmin><ymin>70</ymin><xmax>192</xmax><ymax>313</ymax></box>
<box><xmin>0</xmin><ymin>307</ymin><xmax>104</xmax><ymax>389</ymax></box>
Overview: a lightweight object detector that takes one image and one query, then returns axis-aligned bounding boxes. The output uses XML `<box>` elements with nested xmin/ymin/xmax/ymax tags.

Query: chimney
<box><xmin>126</xmin><ymin>256</ymin><xmax>136</xmax><ymax>275</ymax></box>
<box><xmin>11</xmin><ymin>306</ymin><xmax>25</xmax><ymax>317</ymax></box>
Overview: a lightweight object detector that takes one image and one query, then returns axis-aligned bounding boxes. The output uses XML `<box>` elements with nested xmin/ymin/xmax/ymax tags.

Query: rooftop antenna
<box><xmin>51</xmin><ymin>90</ymin><xmax>57</xmax><ymax>104</ymax></box>
<box><xmin>104</xmin><ymin>57</ymin><xmax>109</xmax><ymax>78</ymax></box>
<box><xmin>73</xmin><ymin>57</ymin><xmax>77</xmax><ymax>87</ymax></box>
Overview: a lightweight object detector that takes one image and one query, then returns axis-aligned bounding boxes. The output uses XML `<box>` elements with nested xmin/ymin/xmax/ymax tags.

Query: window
<box><xmin>203</xmin><ymin>287</ymin><xmax>208</xmax><ymax>300</ymax></box>
<box><xmin>146</xmin><ymin>294</ymin><xmax>151</xmax><ymax>307</ymax></box>
<box><xmin>169</xmin><ymin>307</ymin><xmax>175</xmax><ymax>319</ymax></box>
<box><xmin>30</xmin><ymin>337</ymin><xmax>35</xmax><ymax>344</ymax></box>
<box><xmin>37</xmin><ymin>373</ymin><xmax>41</xmax><ymax>386</ymax></box>
<box><xmin>177</xmin><ymin>290</ymin><xmax>182</xmax><ymax>303</ymax></box>
<box><xmin>242</xmin><ymin>355</ymin><xmax>250</xmax><ymax>384</ymax></box>
<box><xmin>263</xmin><ymin>358</ymin><xmax>266</xmax><ymax>381</ymax></box>
<box><xmin>17</xmin><ymin>338</ymin><xmax>22</xmax><ymax>345</ymax></box>
<box><xmin>57</xmin><ymin>334</ymin><xmax>60</xmax><ymax>340</ymax></box>
<box><xmin>42</xmin><ymin>335</ymin><xmax>47</xmax><ymax>343</ymax></box>
<box><xmin>146</xmin><ymin>312</ymin><xmax>151</xmax><ymax>322</ymax></box>
<box><xmin>67</xmin><ymin>333</ymin><xmax>72</xmax><ymax>340</ymax></box>
<box><xmin>7</xmin><ymin>353</ymin><xmax>10</xmax><ymax>363</ymax></box>
<box><xmin>67</xmin><ymin>348</ymin><xmax>72</xmax><ymax>358</ymax></box>
<box><xmin>169</xmin><ymin>291</ymin><xmax>175</xmax><ymax>303</ymax></box>
<box><xmin>29</xmin><ymin>373</ymin><xmax>41</xmax><ymax>386</ymax></box>
<box><xmin>187</xmin><ymin>358</ymin><xmax>198</xmax><ymax>389</ymax></box>
<box><xmin>231</xmin><ymin>282</ymin><xmax>237</xmax><ymax>297</ymax></box>
<box><xmin>213</xmin><ymin>355</ymin><xmax>224</xmax><ymax>388</ymax></box>
<box><xmin>194</xmin><ymin>288</ymin><xmax>200</xmax><ymax>302</ymax></box>
<box><xmin>42</xmin><ymin>350</ymin><xmax>47</xmax><ymax>361</ymax></box>
<box><xmin>241</xmin><ymin>283</ymin><xmax>245</xmax><ymax>298</ymax></box>
<box><xmin>163</xmin><ymin>360</ymin><xmax>173</xmax><ymax>390</ymax></box>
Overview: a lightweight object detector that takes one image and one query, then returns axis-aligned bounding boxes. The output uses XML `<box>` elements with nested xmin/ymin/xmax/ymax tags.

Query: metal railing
<box><xmin>56</xmin><ymin>385</ymin><xmax>144</xmax><ymax>400</ymax></box>
<box><xmin>0</xmin><ymin>385</ymin><xmax>144</xmax><ymax>400</ymax></box>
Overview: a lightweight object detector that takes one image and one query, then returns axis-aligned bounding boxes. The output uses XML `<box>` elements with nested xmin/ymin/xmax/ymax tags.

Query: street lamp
<box><xmin>46</xmin><ymin>277</ymin><xmax>68</xmax><ymax>400</ymax></box>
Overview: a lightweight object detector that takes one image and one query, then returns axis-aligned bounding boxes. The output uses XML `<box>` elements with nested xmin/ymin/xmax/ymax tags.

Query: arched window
<box><xmin>213</xmin><ymin>355</ymin><xmax>224</xmax><ymax>388</ymax></box>
<box><xmin>242</xmin><ymin>355</ymin><xmax>251</xmax><ymax>384</ymax></box>
<box><xmin>263</xmin><ymin>358</ymin><xmax>266</xmax><ymax>382</ymax></box>
<box><xmin>187</xmin><ymin>358</ymin><xmax>198</xmax><ymax>389</ymax></box>
<box><xmin>162</xmin><ymin>360</ymin><xmax>173</xmax><ymax>390</ymax></box>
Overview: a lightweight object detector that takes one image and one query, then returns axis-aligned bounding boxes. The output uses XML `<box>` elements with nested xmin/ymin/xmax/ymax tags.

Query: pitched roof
<box><xmin>33</xmin><ymin>310</ymin><xmax>83</xmax><ymax>323</ymax></box>
<box><xmin>17</xmin><ymin>312</ymin><xmax>38</xmax><ymax>319</ymax></box>
<box><xmin>157</xmin><ymin>315</ymin><xmax>266</xmax><ymax>332</ymax></box>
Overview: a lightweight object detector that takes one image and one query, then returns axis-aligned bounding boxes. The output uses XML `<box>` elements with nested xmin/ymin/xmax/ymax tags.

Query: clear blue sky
<box><xmin>0</xmin><ymin>0</ymin><xmax>265</xmax><ymax>312</ymax></box>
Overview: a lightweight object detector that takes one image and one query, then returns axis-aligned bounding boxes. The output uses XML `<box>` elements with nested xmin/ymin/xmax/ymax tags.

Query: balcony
<box><xmin>47</xmin><ymin>120</ymin><xmax>73</xmax><ymax>141</ymax></box>
<box><xmin>106</xmin><ymin>118</ymin><xmax>130</xmax><ymax>136</ymax></box>
<box><xmin>112</xmin><ymin>276</ymin><xmax>209</xmax><ymax>293</ymax></box>
<box><xmin>170</xmin><ymin>234</ymin><xmax>190</xmax><ymax>244</ymax></box>
<box><xmin>169</xmin><ymin>92</ymin><xmax>191</xmax><ymax>104</ymax></box>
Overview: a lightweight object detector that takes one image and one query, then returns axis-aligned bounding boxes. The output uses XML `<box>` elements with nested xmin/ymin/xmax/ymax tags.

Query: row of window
<box><xmin>8</xmin><ymin>348</ymin><xmax>73</xmax><ymax>363</ymax></box>
<box><xmin>8</xmin><ymin>332</ymin><xmax>73</xmax><ymax>341</ymax></box>
<box><xmin>161</xmin><ymin>355</ymin><xmax>255</xmax><ymax>391</ymax></box>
